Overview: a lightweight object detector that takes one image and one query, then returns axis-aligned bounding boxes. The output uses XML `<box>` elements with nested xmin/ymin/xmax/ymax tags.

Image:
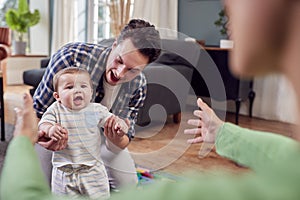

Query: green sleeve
<box><xmin>215</xmin><ymin>123</ymin><xmax>300</xmax><ymax>172</ymax></box>
<box><xmin>0</xmin><ymin>136</ymin><xmax>53</xmax><ymax>200</ymax></box>
<box><xmin>110</xmin><ymin>169</ymin><xmax>300</xmax><ymax>200</ymax></box>
<box><xmin>82</xmin><ymin>122</ymin><xmax>300</xmax><ymax>200</ymax></box>
<box><xmin>108</xmin><ymin>123</ymin><xmax>300</xmax><ymax>200</ymax></box>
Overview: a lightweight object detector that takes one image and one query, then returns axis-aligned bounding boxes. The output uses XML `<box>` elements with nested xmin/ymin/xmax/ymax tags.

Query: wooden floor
<box><xmin>4</xmin><ymin>84</ymin><xmax>33</xmax><ymax>125</ymax></box>
<box><xmin>3</xmin><ymin>84</ymin><xmax>297</xmax><ymax>176</ymax></box>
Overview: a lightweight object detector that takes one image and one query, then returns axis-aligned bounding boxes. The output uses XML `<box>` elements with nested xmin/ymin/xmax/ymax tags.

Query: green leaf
<box><xmin>214</xmin><ymin>8</ymin><xmax>228</xmax><ymax>37</ymax></box>
<box><xmin>27</xmin><ymin>10</ymin><xmax>40</xmax><ymax>26</ymax></box>
<box><xmin>4</xmin><ymin>0</ymin><xmax>40</xmax><ymax>41</ymax></box>
<box><xmin>5</xmin><ymin>9</ymin><xmax>19</xmax><ymax>30</ymax></box>
<box><xmin>18</xmin><ymin>0</ymin><xmax>29</xmax><ymax>14</ymax></box>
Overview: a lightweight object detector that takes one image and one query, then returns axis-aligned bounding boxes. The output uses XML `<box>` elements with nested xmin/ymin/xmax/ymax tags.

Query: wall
<box><xmin>178</xmin><ymin>0</ymin><xmax>223</xmax><ymax>46</ymax></box>
<box><xmin>28</xmin><ymin>0</ymin><xmax>223</xmax><ymax>53</ymax></box>
<box><xmin>29</xmin><ymin>0</ymin><xmax>86</xmax><ymax>55</ymax></box>
<box><xmin>29</xmin><ymin>0</ymin><xmax>50</xmax><ymax>55</ymax></box>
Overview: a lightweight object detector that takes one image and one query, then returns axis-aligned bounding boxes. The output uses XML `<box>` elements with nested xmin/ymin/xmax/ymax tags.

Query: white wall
<box><xmin>29</xmin><ymin>0</ymin><xmax>50</xmax><ymax>55</ymax></box>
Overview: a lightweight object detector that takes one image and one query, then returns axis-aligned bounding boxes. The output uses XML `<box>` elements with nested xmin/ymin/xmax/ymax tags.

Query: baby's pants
<box><xmin>52</xmin><ymin>162</ymin><xmax>110</xmax><ymax>199</ymax></box>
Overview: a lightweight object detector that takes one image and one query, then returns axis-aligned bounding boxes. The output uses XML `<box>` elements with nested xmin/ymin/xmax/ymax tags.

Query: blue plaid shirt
<box><xmin>33</xmin><ymin>42</ymin><xmax>147</xmax><ymax>139</ymax></box>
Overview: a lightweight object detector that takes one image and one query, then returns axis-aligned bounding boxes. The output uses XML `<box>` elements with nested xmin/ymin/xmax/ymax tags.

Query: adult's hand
<box><xmin>184</xmin><ymin>98</ymin><xmax>224</xmax><ymax>144</ymax></box>
<box><xmin>13</xmin><ymin>93</ymin><xmax>38</xmax><ymax>144</ymax></box>
<box><xmin>37</xmin><ymin>128</ymin><xmax>68</xmax><ymax>151</ymax></box>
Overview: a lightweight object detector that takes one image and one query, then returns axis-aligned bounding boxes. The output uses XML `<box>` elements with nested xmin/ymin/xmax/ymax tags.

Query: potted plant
<box><xmin>5</xmin><ymin>0</ymin><xmax>40</xmax><ymax>55</ymax></box>
<box><xmin>214</xmin><ymin>9</ymin><xmax>233</xmax><ymax>48</ymax></box>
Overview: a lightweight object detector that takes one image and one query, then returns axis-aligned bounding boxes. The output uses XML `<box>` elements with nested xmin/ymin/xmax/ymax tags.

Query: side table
<box><xmin>191</xmin><ymin>46</ymin><xmax>256</xmax><ymax>124</ymax></box>
<box><xmin>3</xmin><ymin>54</ymin><xmax>48</xmax><ymax>88</ymax></box>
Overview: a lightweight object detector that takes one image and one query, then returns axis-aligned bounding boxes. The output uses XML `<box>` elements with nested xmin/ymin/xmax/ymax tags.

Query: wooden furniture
<box><xmin>0</xmin><ymin>27</ymin><xmax>11</xmax><ymax>61</ymax></box>
<box><xmin>0</xmin><ymin>27</ymin><xmax>10</xmax><ymax>141</ymax></box>
<box><xmin>3</xmin><ymin>54</ymin><xmax>47</xmax><ymax>89</ymax></box>
<box><xmin>0</xmin><ymin>70</ymin><xmax>4</xmax><ymax>141</ymax></box>
<box><xmin>191</xmin><ymin>46</ymin><xmax>255</xmax><ymax>124</ymax></box>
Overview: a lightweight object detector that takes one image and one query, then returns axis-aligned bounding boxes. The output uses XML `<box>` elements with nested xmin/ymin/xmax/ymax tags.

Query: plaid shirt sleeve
<box><xmin>115</xmin><ymin>73</ymin><xmax>147</xmax><ymax>139</ymax></box>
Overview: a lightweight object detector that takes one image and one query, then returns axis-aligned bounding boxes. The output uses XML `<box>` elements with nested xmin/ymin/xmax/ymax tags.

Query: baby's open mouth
<box><xmin>73</xmin><ymin>96</ymin><xmax>83</xmax><ymax>105</ymax></box>
<box><xmin>74</xmin><ymin>96</ymin><xmax>83</xmax><ymax>101</ymax></box>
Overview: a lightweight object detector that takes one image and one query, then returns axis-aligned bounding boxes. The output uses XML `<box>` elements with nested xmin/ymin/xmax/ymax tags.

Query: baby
<box><xmin>38</xmin><ymin>67</ymin><xmax>128</xmax><ymax>199</ymax></box>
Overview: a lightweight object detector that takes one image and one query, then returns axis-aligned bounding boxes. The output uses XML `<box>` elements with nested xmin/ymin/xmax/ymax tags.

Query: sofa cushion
<box><xmin>23</xmin><ymin>68</ymin><xmax>46</xmax><ymax>88</ymax></box>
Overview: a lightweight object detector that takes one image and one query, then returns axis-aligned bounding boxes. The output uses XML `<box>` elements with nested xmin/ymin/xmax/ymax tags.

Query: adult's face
<box><xmin>105</xmin><ymin>38</ymin><xmax>149</xmax><ymax>86</ymax></box>
<box><xmin>224</xmin><ymin>0</ymin><xmax>289</xmax><ymax>78</ymax></box>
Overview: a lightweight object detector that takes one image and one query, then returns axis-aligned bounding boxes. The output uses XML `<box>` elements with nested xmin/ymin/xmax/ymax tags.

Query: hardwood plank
<box><xmin>4</xmin><ymin>84</ymin><xmax>32</xmax><ymax>124</ymax></box>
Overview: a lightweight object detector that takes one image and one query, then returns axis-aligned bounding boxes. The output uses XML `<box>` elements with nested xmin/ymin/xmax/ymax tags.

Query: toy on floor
<box><xmin>136</xmin><ymin>167</ymin><xmax>154</xmax><ymax>179</ymax></box>
<box><xmin>136</xmin><ymin>166</ymin><xmax>182</xmax><ymax>186</ymax></box>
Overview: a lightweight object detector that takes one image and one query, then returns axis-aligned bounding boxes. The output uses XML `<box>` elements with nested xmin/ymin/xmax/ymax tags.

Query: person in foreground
<box><xmin>39</xmin><ymin>67</ymin><xmax>129</xmax><ymax>199</ymax></box>
<box><xmin>2</xmin><ymin>0</ymin><xmax>300</xmax><ymax>199</ymax></box>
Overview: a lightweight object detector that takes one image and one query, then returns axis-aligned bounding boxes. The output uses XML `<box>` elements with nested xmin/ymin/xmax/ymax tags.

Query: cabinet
<box><xmin>3</xmin><ymin>54</ymin><xmax>47</xmax><ymax>88</ymax></box>
<box><xmin>191</xmin><ymin>46</ymin><xmax>255</xmax><ymax>124</ymax></box>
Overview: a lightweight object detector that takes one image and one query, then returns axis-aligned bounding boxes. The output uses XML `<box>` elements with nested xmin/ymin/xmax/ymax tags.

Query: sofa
<box><xmin>23</xmin><ymin>39</ymin><xmax>199</xmax><ymax>126</ymax></box>
<box><xmin>23</xmin><ymin>58</ymin><xmax>49</xmax><ymax>96</ymax></box>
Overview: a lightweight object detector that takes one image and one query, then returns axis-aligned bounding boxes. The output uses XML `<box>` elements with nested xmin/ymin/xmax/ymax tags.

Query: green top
<box><xmin>1</xmin><ymin>123</ymin><xmax>300</xmax><ymax>200</ymax></box>
<box><xmin>0</xmin><ymin>136</ymin><xmax>54</xmax><ymax>200</ymax></box>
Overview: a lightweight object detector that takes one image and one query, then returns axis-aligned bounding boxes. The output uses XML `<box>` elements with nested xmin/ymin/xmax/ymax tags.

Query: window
<box><xmin>87</xmin><ymin>0</ymin><xmax>134</xmax><ymax>44</ymax></box>
<box><xmin>0</xmin><ymin>0</ymin><xmax>17</xmax><ymax>26</ymax></box>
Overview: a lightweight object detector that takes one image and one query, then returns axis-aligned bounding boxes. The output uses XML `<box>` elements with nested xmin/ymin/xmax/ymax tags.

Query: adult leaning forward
<box><xmin>33</xmin><ymin>19</ymin><xmax>161</xmax><ymax>190</ymax></box>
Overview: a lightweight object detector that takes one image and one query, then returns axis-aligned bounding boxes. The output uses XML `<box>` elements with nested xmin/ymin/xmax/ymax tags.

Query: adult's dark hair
<box><xmin>117</xmin><ymin>19</ymin><xmax>161</xmax><ymax>63</ymax></box>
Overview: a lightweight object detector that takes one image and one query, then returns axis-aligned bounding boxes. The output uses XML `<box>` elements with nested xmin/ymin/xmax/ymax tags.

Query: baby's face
<box><xmin>55</xmin><ymin>73</ymin><xmax>93</xmax><ymax>110</ymax></box>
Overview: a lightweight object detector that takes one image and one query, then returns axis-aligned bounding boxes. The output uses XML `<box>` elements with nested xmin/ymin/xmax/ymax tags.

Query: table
<box><xmin>191</xmin><ymin>46</ymin><xmax>255</xmax><ymax>124</ymax></box>
<box><xmin>3</xmin><ymin>54</ymin><xmax>48</xmax><ymax>88</ymax></box>
<box><xmin>0</xmin><ymin>70</ymin><xmax>5</xmax><ymax>141</ymax></box>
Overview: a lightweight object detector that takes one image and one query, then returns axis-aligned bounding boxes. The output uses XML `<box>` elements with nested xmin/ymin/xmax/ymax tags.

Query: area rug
<box><xmin>0</xmin><ymin>123</ymin><xmax>15</xmax><ymax>173</ymax></box>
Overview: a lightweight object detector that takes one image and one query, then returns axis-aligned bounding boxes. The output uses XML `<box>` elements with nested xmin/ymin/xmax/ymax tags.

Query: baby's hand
<box><xmin>114</xmin><ymin>118</ymin><xmax>129</xmax><ymax>136</ymax></box>
<box><xmin>49</xmin><ymin>124</ymin><xmax>67</xmax><ymax>141</ymax></box>
<box><xmin>104</xmin><ymin>116</ymin><xmax>130</xmax><ymax>150</ymax></box>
